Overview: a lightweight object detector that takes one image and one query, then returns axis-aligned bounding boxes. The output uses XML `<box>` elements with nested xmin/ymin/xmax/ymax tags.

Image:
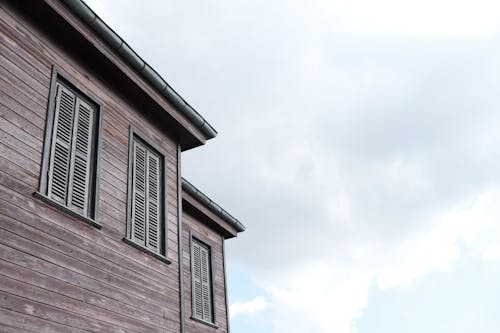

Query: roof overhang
<box><xmin>22</xmin><ymin>0</ymin><xmax>217</xmax><ymax>150</ymax></box>
<box><xmin>182</xmin><ymin>179</ymin><xmax>245</xmax><ymax>239</ymax></box>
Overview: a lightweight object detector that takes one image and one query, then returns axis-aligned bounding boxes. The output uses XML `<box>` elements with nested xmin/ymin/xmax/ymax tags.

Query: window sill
<box><xmin>33</xmin><ymin>192</ymin><xmax>102</xmax><ymax>229</ymax></box>
<box><xmin>123</xmin><ymin>238</ymin><xmax>171</xmax><ymax>265</ymax></box>
<box><xmin>190</xmin><ymin>316</ymin><xmax>218</xmax><ymax>329</ymax></box>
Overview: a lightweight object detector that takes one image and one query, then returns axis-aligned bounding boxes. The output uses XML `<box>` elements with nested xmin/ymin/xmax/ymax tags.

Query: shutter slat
<box><xmin>48</xmin><ymin>85</ymin><xmax>75</xmax><ymax>204</ymax></box>
<box><xmin>202</xmin><ymin>284</ymin><xmax>210</xmax><ymax>321</ymax></box>
<box><xmin>146</xmin><ymin>152</ymin><xmax>160</xmax><ymax>252</ymax></box>
<box><xmin>69</xmin><ymin>100</ymin><xmax>95</xmax><ymax>214</ymax></box>
<box><xmin>192</xmin><ymin>242</ymin><xmax>203</xmax><ymax>318</ymax></box>
<box><xmin>132</xmin><ymin>142</ymin><xmax>147</xmax><ymax>244</ymax></box>
<box><xmin>200</xmin><ymin>246</ymin><xmax>212</xmax><ymax>321</ymax></box>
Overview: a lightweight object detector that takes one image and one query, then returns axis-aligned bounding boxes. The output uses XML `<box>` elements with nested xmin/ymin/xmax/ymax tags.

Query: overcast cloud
<box><xmin>87</xmin><ymin>0</ymin><xmax>500</xmax><ymax>332</ymax></box>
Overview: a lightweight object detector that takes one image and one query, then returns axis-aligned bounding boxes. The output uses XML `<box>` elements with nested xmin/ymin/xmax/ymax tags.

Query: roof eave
<box><xmin>182</xmin><ymin>178</ymin><xmax>246</xmax><ymax>235</ymax></box>
<box><xmin>59</xmin><ymin>0</ymin><xmax>217</xmax><ymax>143</ymax></box>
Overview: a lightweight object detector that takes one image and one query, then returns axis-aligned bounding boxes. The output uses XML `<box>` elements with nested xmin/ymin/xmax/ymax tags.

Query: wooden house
<box><xmin>0</xmin><ymin>0</ymin><xmax>245</xmax><ymax>332</ymax></box>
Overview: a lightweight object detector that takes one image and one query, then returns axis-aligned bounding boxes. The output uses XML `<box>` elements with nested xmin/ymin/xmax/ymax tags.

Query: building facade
<box><xmin>0</xmin><ymin>1</ymin><xmax>245</xmax><ymax>332</ymax></box>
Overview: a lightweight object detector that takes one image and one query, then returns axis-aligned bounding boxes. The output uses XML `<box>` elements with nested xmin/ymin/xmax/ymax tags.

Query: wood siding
<box><xmin>183</xmin><ymin>210</ymin><xmax>229</xmax><ymax>333</ymax></box>
<box><xmin>0</xmin><ymin>2</ymin><xmax>188</xmax><ymax>332</ymax></box>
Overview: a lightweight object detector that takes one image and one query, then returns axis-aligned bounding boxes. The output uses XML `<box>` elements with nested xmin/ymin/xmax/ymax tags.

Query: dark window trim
<box><xmin>37</xmin><ymin>65</ymin><xmax>103</xmax><ymax>223</ymax></box>
<box><xmin>124</xmin><ymin>126</ymin><xmax>170</xmax><ymax>263</ymax></box>
<box><xmin>190</xmin><ymin>315</ymin><xmax>219</xmax><ymax>329</ymax></box>
<box><xmin>33</xmin><ymin>192</ymin><xmax>102</xmax><ymax>229</ymax></box>
<box><xmin>190</xmin><ymin>232</ymin><xmax>216</xmax><ymax>326</ymax></box>
<box><xmin>122</xmin><ymin>237</ymin><xmax>171</xmax><ymax>264</ymax></box>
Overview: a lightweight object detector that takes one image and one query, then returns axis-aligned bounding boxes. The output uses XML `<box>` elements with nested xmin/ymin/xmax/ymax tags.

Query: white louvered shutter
<box><xmin>192</xmin><ymin>241</ymin><xmax>204</xmax><ymax>318</ymax></box>
<box><xmin>68</xmin><ymin>99</ymin><xmax>95</xmax><ymax>214</ymax></box>
<box><xmin>48</xmin><ymin>85</ymin><xmax>76</xmax><ymax>204</ymax></box>
<box><xmin>200</xmin><ymin>245</ymin><xmax>212</xmax><ymax>322</ymax></box>
<box><xmin>132</xmin><ymin>141</ymin><xmax>147</xmax><ymax>244</ymax></box>
<box><xmin>146</xmin><ymin>152</ymin><xmax>160</xmax><ymax>252</ymax></box>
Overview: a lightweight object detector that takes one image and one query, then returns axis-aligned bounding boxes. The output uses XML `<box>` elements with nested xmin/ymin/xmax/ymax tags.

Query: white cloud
<box><xmin>264</xmin><ymin>263</ymin><xmax>371</xmax><ymax>333</ymax></box>
<box><xmin>315</xmin><ymin>0</ymin><xmax>500</xmax><ymax>37</ymax></box>
<box><xmin>379</xmin><ymin>187</ymin><xmax>500</xmax><ymax>289</ymax></box>
<box><xmin>252</xmin><ymin>188</ymin><xmax>500</xmax><ymax>332</ymax></box>
<box><xmin>460</xmin><ymin>189</ymin><xmax>500</xmax><ymax>260</ymax></box>
<box><xmin>230</xmin><ymin>296</ymin><xmax>268</xmax><ymax>319</ymax></box>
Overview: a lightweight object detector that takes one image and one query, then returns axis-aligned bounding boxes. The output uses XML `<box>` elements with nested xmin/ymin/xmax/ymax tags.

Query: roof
<box><xmin>60</xmin><ymin>0</ymin><xmax>217</xmax><ymax>140</ymax></box>
<box><xmin>182</xmin><ymin>179</ymin><xmax>246</xmax><ymax>234</ymax></box>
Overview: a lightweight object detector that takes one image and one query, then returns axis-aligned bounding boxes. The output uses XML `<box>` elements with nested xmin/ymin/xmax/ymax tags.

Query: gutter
<box><xmin>182</xmin><ymin>178</ymin><xmax>246</xmax><ymax>233</ymax></box>
<box><xmin>60</xmin><ymin>0</ymin><xmax>217</xmax><ymax>140</ymax></box>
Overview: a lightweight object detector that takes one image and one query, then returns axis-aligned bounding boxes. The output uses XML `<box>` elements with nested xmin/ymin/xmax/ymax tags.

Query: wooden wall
<box><xmin>182</xmin><ymin>210</ymin><xmax>229</xmax><ymax>333</ymax></box>
<box><xmin>0</xmin><ymin>2</ymin><xmax>184</xmax><ymax>332</ymax></box>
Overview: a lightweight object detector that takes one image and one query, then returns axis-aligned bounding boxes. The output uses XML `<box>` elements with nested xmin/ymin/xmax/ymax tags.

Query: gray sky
<box><xmin>87</xmin><ymin>0</ymin><xmax>500</xmax><ymax>332</ymax></box>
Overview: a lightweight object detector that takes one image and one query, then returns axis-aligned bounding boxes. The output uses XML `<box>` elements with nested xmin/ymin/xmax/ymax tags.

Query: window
<box><xmin>191</xmin><ymin>238</ymin><xmax>214</xmax><ymax>323</ymax></box>
<box><xmin>37</xmin><ymin>71</ymin><xmax>101</xmax><ymax>225</ymax></box>
<box><xmin>125</xmin><ymin>131</ymin><xmax>167</xmax><ymax>259</ymax></box>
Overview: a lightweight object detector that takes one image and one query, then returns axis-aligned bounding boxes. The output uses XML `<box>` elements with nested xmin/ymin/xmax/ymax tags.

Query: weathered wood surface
<box><xmin>0</xmin><ymin>2</ymin><xmax>186</xmax><ymax>331</ymax></box>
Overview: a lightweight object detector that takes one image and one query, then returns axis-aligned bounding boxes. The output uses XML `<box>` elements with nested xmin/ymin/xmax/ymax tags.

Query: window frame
<box><xmin>34</xmin><ymin>66</ymin><xmax>103</xmax><ymax>229</ymax></box>
<box><xmin>190</xmin><ymin>234</ymin><xmax>217</xmax><ymax>327</ymax></box>
<box><xmin>124</xmin><ymin>126</ymin><xmax>170</xmax><ymax>264</ymax></box>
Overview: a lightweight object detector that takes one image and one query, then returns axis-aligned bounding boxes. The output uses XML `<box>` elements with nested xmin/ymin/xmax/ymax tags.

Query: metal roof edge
<box><xmin>60</xmin><ymin>0</ymin><xmax>218</xmax><ymax>140</ymax></box>
<box><xmin>182</xmin><ymin>178</ymin><xmax>246</xmax><ymax>233</ymax></box>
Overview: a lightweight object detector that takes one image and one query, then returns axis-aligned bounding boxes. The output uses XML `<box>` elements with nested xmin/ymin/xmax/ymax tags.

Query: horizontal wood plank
<box><xmin>0</xmin><ymin>274</ymin><xmax>164</xmax><ymax>332</ymax></box>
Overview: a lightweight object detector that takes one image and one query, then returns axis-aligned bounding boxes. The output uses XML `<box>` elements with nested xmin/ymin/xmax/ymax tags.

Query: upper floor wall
<box><xmin>0</xmin><ymin>1</ymin><xmax>183</xmax><ymax>331</ymax></box>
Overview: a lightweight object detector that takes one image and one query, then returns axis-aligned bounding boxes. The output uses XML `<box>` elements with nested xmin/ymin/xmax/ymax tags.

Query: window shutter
<box><xmin>68</xmin><ymin>99</ymin><xmax>95</xmax><ymax>214</ymax></box>
<box><xmin>48</xmin><ymin>85</ymin><xmax>76</xmax><ymax>204</ymax></box>
<box><xmin>44</xmin><ymin>79</ymin><xmax>99</xmax><ymax>219</ymax></box>
<box><xmin>192</xmin><ymin>240</ymin><xmax>212</xmax><ymax>322</ymax></box>
<box><xmin>132</xmin><ymin>142</ymin><xmax>147</xmax><ymax>244</ymax></box>
<box><xmin>146</xmin><ymin>152</ymin><xmax>160</xmax><ymax>252</ymax></box>
<box><xmin>130</xmin><ymin>138</ymin><xmax>162</xmax><ymax>253</ymax></box>
<box><xmin>200</xmin><ymin>245</ymin><xmax>212</xmax><ymax>322</ymax></box>
<box><xmin>192</xmin><ymin>241</ymin><xmax>204</xmax><ymax>318</ymax></box>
